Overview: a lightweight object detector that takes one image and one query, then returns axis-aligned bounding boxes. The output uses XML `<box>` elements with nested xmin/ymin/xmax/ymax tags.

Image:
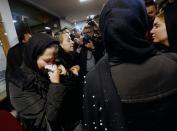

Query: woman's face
<box><xmin>37</xmin><ymin>47</ymin><xmax>58</xmax><ymax>70</ymax></box>
<box><xmin>151</xmin><ymin>17</ymin><xmax>168</xmax><ymax>45</ymax></box>
<box><xmin>60</xmin><ymin>33</ymin><xmax>74</xmax><ymax>53</ymax></box>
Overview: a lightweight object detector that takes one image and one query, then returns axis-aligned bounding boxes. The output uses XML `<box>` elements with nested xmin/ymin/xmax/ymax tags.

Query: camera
<box><xmin>87</xmin><ymin>15</ymin><xmax>95</xmax><ymax>26</ymax></box>
<box><xmin>87</xmin><ymin>19</ymin><xmax>95</xmax><ymax>26</ymax></box>
<box><xmin>83</xmin><ymin>34</ymin><xmax>91</xmax><ymax>45</ymax></box>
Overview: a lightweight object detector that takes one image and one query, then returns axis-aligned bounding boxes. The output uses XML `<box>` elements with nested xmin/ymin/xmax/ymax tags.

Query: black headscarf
<box><xmin>164</xmin><ymin>0</ymin><xmax>177</xmax><ymax>52</ymax></box>
<box><xmin>100</xmin><ymin>0</ymin><xmax>155</xmax><ymax>63</ymax></box>
<box><xmin>24</xmin><ymin>33</ymin><xmax>58</xmax><ymax>72</ymax></box>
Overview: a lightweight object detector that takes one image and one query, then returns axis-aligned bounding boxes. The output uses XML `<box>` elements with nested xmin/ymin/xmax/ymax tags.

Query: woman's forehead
<box><xmin>42</xmin><ymin>47</ymin><xmax>57</xmax><ymax>56</ymax></box>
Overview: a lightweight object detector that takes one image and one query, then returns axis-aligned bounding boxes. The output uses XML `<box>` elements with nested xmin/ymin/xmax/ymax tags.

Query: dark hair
<box><xmin>156</xmin><ymin>9</ymin><xmax>165</xmax><ymax>21</ymax></box>
<box><xmin>60</xmin><ymin>27</ymin><xmax>68</xmax><ymax>32</ymax></box>
<box><xmin>145</xmin><ymin>0</ymin><xmax>156</xmax><ymax>7</ymax></box>
<box><xmin>18</xmin><ymin>32</ymin><xmax>30</xmax><ymax>43</ymax></box>
<box><xmin>157</xmin><ymin>0</ymin><xmax>176</xmax><ymax>10</ymax></box>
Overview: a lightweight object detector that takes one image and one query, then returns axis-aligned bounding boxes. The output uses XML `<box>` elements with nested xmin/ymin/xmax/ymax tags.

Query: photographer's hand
<box><xmin>48</xmin><ymin>65</ymin><xmax>60</xmax><ymax>83</ymax></box>
<box><xmin>85</xmin><ymin>40</ymin><xmax>95</xmax><ymax>50</ymax></box>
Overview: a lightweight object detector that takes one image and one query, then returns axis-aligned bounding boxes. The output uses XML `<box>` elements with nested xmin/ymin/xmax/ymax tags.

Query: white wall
<box><xmin>0</xmin><ymin>0</ymin><xmax>19</xmax><ymax>47</ymax></box>
<box><xmin>74</xmin><ymin>21</ymin><xmax>87</xmax><ymax>31</ymax></box>
<box><xmin>0</xmin><ymin>0</ymin><xmax>18</xmax><ymax>96</ymax></box>
<box><xmin>0</xmin><ymin>0</ymin><xmax>18</xmax><ymax>71</ymax></box>
<box><xmin>60</xmin><ymin>19</ymin><xmax>73</xmax><ymax>29</ymax></box>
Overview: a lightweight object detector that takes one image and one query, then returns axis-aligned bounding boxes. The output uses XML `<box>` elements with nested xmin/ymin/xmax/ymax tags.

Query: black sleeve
<box><xmin>9</xmin><ymin>81</ymin><xmax>66</xmax><ymax>128</ymax></box>
<box><xmin>92</xmin><ymin>38</ymin><xmax>105</xmax><ymax>63</ymax></box>
<box><xmin>46</xmin><ymin>83</ymin><xmax>66</xmax><ymax>122</ymax></box>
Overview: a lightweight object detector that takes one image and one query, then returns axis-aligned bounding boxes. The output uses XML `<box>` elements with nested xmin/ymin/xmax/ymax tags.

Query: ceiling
<box><xmin>24</xmin><ymin>0</ymin><xmax>107</xmax><ymax>23</ymax></box>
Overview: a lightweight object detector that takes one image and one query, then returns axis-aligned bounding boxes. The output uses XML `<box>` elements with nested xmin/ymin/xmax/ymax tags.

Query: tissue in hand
<box><xmin>44</xmin><ymin>64</ymin><xmax>55</xmax><ymax>72</ymax></box>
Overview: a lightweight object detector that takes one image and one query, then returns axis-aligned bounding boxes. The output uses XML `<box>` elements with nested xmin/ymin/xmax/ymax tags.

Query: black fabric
<box><xmin>111</xmin><ymin>53</ymin><xmax>177</xmax><ymax>103</ymax></box>
<box><xmin>99</xmin><ymin>0</ymin><xmax>155</xmax><ymax>63</ymax></box>
<box><xmin>56</xmin><ymin>45</ymin><xmax>80</xmax><ymax>69</ymax></box>
<box><xmin>56</xmin><ymin>45</ymin><xmax>81</xmax><ymax>85</ymax></box>
<box><xmin>6</xmin><ymin>44</ymin><xmax>25</xmax><ymax>74</ymax></box>
<box><xmin>83</xmin><ymin>55</ymin><xmax>126</xmax><ymax>131</ymax></box>
<box><xmin>9</xmin><ymin>63</ymin><xmax>49</xmax><ymax>94</ymax></box>
<box><xmin>55</xmin><ymin>45</ymin><xmax>83</xmax><ymax>131</ymax></box>
<box><xmin>5</xmin><ymin>43</ymin><xmax>26</xmax><ymax>110</ymax></box>
<box><xmin>79</xmin><ymin>40</ymin><xmax>104</xmax><ymax>76</ymax></box>
<box><xmin>9</xmin><ymin>76</ymin><xmax>66</xmax><ymax>131</ymax></box>
<box><xmin>153</xmin><ymin>43</ymin><xmax>171</xmax><ymax>52</ymax></box>
<box><xmin>84</xmin><ymin>53</ymin><xmax>177</xmax><ymax>131</ymax></box>
<box><xmin>164</xmin><ymin>0</ymin><xmax>177</xmax><ymax>52</ymax></box>
<box><xmin>79</xmin><ymin>46</ymin><xmax>90</xmax><ymax>75</ymax></box>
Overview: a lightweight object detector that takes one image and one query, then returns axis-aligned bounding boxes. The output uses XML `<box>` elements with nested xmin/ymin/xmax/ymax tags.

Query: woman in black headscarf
<box><xmin>7</xmin><ymin>33</ymin><xmax>81</xmax><ymax>131</ymax></box>
<box><xmin>83</xmin><ymin>0</ymin><xmax>177</xmax><ymax>131</ymax></box>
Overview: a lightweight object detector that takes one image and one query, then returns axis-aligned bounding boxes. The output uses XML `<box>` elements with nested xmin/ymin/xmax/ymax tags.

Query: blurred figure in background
<box><xmin>80</xmin><ymin>24</ymin><xmax>104</xmax><ymax>76</ymax></box>
<box><xmin>70</xmin><ymin>28</ymin><xmax>83</xmax><ymax>52</ymax></box>
<box><xmin>144</xmin><ymin>0</ymin><xmax>157</xmax><ymax>41</ymax></box>
<box><xmin>6</xmin><ymin>32</ymin><xmax>32</xmax><ymax>74</ymax></box>
<box><xmin>5</xmin><ymin>32</ymin><xmax>32</xmax><ymax>112</ymax></box>
<box><xmin>145</xmin><ymin>0</ymin><xmax>157</xmax><ymax>20</ymax></box>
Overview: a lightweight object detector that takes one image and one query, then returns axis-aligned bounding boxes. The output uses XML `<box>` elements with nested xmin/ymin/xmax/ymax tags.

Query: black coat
<box><xmin>111</xmin><ymin>53</ymin><xmax>177</xmax><ymax>130</ymax></box>
<box><xmin>55</xmin><ymin>46</ymin><xmax>83</xmax><ymax>130</ymax></box>
<box><xmin>56</xmin><ymin>46</ymin><xmax>80</xmax><ymax>69</ymax></box>
<box><xmin>83</xmin><ymin>53</ymin><xmax>177</xmax><ymax>131</ymax></box>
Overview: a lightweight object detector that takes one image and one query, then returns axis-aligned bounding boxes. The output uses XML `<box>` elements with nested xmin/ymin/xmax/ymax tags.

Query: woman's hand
<box><xmin>70</xmin><ymin>65</ymin><xmax>80</xmax><ymax>76</ymax></box>
<box><xmin>48</xmin><ymin>65</ymin><xmax>60</xmax><ymax>83</ymax></box>
<box><xmin>58</xmin><ymin>65</ymin><xmax>67</xmax><ymax>76</ymax></box>
<box><xmin>85</xmin><ymin>40</ymin><xmax>95</xmax><ymax>50</ymax></box>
